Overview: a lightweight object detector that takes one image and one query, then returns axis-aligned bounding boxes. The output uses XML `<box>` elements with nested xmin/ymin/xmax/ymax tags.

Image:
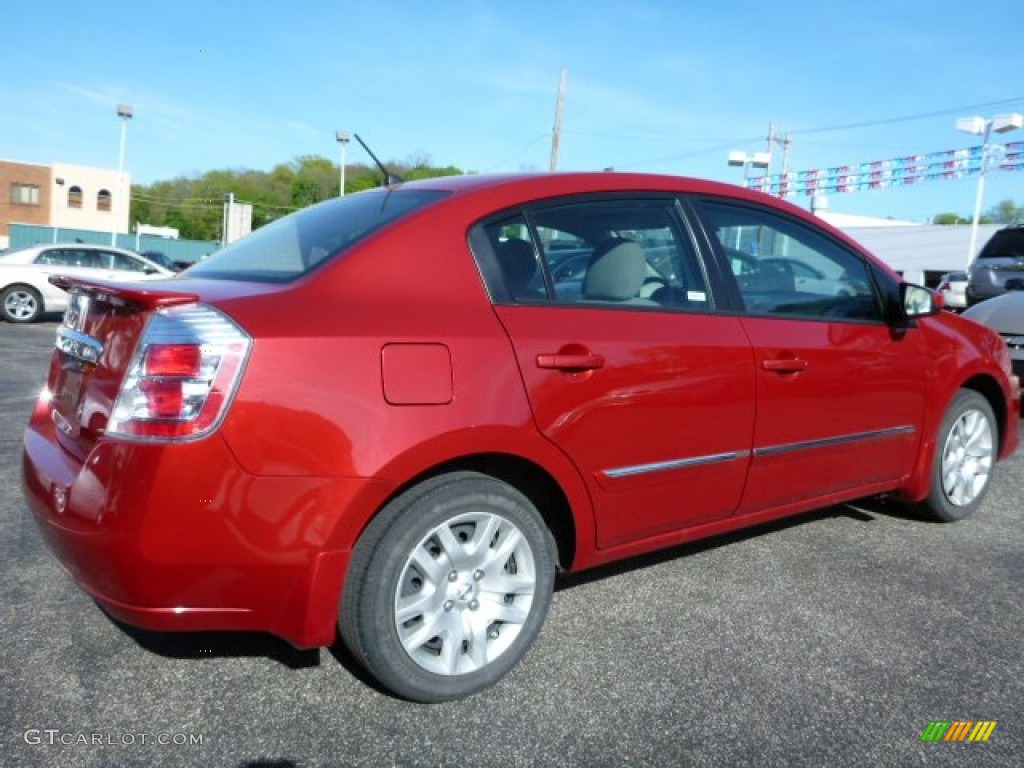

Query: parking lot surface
<box><xmin>2</xmin><ymin>319</ymin><xmax>1022</xmax><ymax>767</ymax></box>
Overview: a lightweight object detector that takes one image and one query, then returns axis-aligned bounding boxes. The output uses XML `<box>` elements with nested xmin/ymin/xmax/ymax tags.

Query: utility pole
<box><xmin>550</xmin><ymin>68</ymin><xmax>568</xmax><ymax>172</ymax></box>
<box><xmin>222</xmin><ymin>192</ymin><xmax>234</xmax><ymax>246</ymax></box>
<box><xmin>766</xmin><ymin>123</ymin><xmax>793</xmax><ymax>181</ymax></box>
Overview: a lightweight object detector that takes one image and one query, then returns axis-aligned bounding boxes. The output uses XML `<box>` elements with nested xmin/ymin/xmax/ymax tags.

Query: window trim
<box><xmin>469</xmin><ymin>191</ymin><xmax>722</xmax><ymax>314</ymax></box>
<box><xmin>10</xmin><ymin>183</ymin><xmax>40</xmax><ymax>206</ymax></box>
<box><xmin>687</xmin><ymin>194</ymin><xmax>888</xmax><ymax>324</ymax></box>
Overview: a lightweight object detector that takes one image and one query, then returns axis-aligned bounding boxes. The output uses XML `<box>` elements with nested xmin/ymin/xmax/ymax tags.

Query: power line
<box><xmin>786</xmin><ymin>96</ymin><xmax>1024</xmax><ymax>136</ymax></box>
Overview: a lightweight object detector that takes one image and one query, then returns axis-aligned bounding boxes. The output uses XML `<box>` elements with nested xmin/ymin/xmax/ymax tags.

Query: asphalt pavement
<box><xmin>1</xmin><ymin>319</ymin><xmax>1021</xmax><ymax>767</ymax></box>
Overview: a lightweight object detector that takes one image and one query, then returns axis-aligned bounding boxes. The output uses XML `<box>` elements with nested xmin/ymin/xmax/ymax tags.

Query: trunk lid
<box><xmin>45</xmin><ymin>275</ymin><xmax>250</xmax><ymax>460</ymax></box>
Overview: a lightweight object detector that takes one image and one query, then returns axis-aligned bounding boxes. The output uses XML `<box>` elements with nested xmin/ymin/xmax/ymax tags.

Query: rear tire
<box><xmin>340</xmin><ymin>471</ymin><xmax>556</xmax><ymax>702</ymax></box>
<box><xmin>918</xmin><ymin>390</ymin><xmax>997</xmax><ymax>522</ymax></box>
<box><xmin>1</xmin><ymin>285</ymin><xmax>43</xmax><ymax>323</ymax></box>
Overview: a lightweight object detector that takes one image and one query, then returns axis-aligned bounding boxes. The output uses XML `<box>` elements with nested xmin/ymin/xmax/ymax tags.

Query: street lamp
<box><xmin>336</xmin><ymin>130</ymin><xmax>352</xmax><ymax>196</ymax></box>
<box><xmin>727</xmin><ymin>150</ymin><xmax>771</xmax><ymax>184</ymax></box>
<box><xmin>53</xmin><ymin>177</ymin><xmax>65</xmax><ymax>243</ymax></box>
<box><xmin>726</xmin><ymin>151</ymin><xmax>771</xmax><ymax>249</ymax></box>
<box><xmin>956</xmin><ymin>112</ymin><xmax>1023</xmax><ymax>268</ymax></box>
<box><xmin>114</xmin><ymin>104</ymin><xmax>134</xmax><ymax>246</ymax></box>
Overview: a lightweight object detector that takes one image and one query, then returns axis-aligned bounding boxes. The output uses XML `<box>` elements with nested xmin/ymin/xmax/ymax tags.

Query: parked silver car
<box><xmin>963</xmin><ymin>288</ymin><xmax>1024</xmax><ymax>382</ymax></box>
<box><xmin>0</xmin><ymin>243</ymin><xmax>174</xmax><ymax>322</ymax></box>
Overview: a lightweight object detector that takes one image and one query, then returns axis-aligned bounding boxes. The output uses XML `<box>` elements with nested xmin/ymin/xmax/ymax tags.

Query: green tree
<box><xmin>932</xmin><ymin>213</ymin><xmax>968</xmax><ymax>225</ymax></box>
<box><xmin>988</xmin><ymin>199</ymin><xmax>1021</xmax><ymax>224</ymax></box>
<box><xmin>129</xmin><ymin>154</ymin><xmax>466</xmax><ymax>240</ymax></box>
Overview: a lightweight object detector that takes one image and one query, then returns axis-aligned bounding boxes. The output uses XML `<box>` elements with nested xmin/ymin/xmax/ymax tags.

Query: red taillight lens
<box><xmin>107</xmin><ymin>305</ymin><xmax>251</xmax><ymax>440</ymax></box>
<box><xmin>145</xmin><ymin>344</ymin><xmax>202</xmax><ymax>377</ymax></box>
<box><xmin>139</xmin><ymin>378</ymin><xmax>187</xmax><ymax>419</ymax></box>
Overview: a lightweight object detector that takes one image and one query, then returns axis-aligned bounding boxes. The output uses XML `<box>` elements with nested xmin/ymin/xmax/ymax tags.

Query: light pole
<box><xmin>956</xmin><ymin>112</ymin><xmax>1023</xmax><ymax>268</ymax></box>
<box><xmin>727</xmin><ymin>150</ymin><xmax>771</xmax><ymax>185</ymax></box>
<box><xmin>336</xmin><ymin>130</ymin><xmax>352</xmax><ymax>196</ymax></box>
<box><xmin>726</xmin><ymin>151</ymin><xmax>771</xmax><ymax>250</ymax></box>
<box><xmin>52</xmin><ymin>177</ymin><xmax>65</xmax><ymax>243</ymax></box>
<box><xmin>114</xmin><ymin>104</ymin><xmax>134</xmax><ymax>246</ymax></box>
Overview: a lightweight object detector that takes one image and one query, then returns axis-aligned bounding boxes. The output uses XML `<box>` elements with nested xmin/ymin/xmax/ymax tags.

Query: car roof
<box><xmin>394</xmin><ymin>171</ymin><xmax>843</xmax><ymax>231</ymax></box>
<box><xmin>398</xmin><ymin>171</ymin><xmax>766</xmax><ymax>201</ymax></box>
<box><xmin>387</xmin><ymin>171</ymin><xmax>884</xmax><ymax>270</ymax></box>
<box><xmin>4</xmin><ymin>242</ymin><xmax>142</xmax><ymax>255</ymax></box>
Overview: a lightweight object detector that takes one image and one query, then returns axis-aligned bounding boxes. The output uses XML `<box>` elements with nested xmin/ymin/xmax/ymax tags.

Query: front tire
<box><xmin>918</xmin><ymin>390</ymin><xmax>997</xmax><ymax>522</ymax></box>
<box><xmin>340</xmin><ymin>472</ymin><xmax>556</xmax><ymax>702</ymax></box>
<box><xmin>2</xmin><ymin>285</ymin><xmax>44</xmax><ymax>323</ymax></box>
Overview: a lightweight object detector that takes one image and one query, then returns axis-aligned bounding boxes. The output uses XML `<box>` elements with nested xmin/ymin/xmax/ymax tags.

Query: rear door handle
<box><xmin>762</xmin><ymin>357</ymin><xmax>809</xmax><ymax>373</ymax></box>
<box><xmin>536</xmin><ymin>352</ymin><xmax>605</xmax><ymax>371</ymax></box>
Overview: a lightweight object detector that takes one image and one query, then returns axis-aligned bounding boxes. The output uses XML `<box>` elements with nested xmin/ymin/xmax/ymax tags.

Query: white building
<box><xmin>50</xmin><ymin>162</ymin><xmax>131</xmax><ymax>238</ymax></box>
<box><xmin>817</xmin><ymin>211</ymin><xmax>1002</xmax><ymax>285</ymax></box>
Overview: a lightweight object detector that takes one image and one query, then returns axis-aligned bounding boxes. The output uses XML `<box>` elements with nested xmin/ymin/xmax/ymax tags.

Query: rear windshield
<box><xmin>977</xmin><ymin>229</ymin><xmax>1024</xmax><ymax>260</ymax></box>
<box><xmin>186</xmin><ymin>188</ymin><xmax>448</xmax><ymax>282</ymax></box>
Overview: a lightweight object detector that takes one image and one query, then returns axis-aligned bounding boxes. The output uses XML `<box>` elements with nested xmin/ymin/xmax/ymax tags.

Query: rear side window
<box><xmin>477</xmin><ymin>197</ymin><xmax>712</xmax><ymax>311</ymax></box>
<box><xmin>35</xmin><ymin>249</ymin><xmax>98</xmax><ymax>268</ymax></box>
<box><xmin>187</xmin><ymin>188</ymin><xmax>448</xmax><ymax>282</ymax></box>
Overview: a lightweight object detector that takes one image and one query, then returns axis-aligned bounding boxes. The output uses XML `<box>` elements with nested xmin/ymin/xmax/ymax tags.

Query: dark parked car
<box><xmin>22</xmin><ymin>173</ymin><xmax>1020</xmax><ymax>702</ymax></box>
<box><xmin>139</xmin><ymin>250</ymin><xmax>182</xmax><ymax>272</ymax></box>
<box><xmin>966</xmin><ymin>225</ymin><xmax>1024</xmax><ymax>305</ymax></box>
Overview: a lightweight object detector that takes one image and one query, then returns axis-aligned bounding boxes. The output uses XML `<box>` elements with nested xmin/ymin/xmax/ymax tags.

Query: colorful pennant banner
<box><xmin>745</xmin><ymin>142</ymin><xmax>1024</xmax><ymax>198</ymax></box>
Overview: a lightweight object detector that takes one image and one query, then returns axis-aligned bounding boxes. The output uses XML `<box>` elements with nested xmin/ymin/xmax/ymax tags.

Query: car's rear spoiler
<box><xmin>49</xmin><ymin>275</ymin><xmax>200</xmax><ymax>309</ymax></box>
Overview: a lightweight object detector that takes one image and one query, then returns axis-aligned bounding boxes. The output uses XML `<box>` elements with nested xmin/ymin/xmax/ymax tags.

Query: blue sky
<box><xmin>3</xmin><ymin>0</ymin><xmax>1022</xmax><ymax>222</ymax></box>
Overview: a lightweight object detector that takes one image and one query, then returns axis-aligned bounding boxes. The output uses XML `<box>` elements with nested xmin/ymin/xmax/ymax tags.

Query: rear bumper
<box><xmin>21</xmin><ymin>395</ymin><xmax>384</xmax><ymax>648</ymax></box>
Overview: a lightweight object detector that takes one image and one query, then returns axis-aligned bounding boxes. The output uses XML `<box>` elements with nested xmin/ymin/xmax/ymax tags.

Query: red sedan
<box><xmin>22</xmin><ymin>173</ymin><xmax>1020</xmax><ymax>702</ymax></box>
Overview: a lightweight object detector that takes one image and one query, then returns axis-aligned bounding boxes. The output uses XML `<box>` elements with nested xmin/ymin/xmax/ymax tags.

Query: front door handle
<box><xmin>536</xmin><ymin>352</ymin><xmax>605</xmax><ymax>371</ymax></box>
<box><xmin>762</xmin><ymin>357</ymin><xmax>809</xmax><ymax>373</ymax></box>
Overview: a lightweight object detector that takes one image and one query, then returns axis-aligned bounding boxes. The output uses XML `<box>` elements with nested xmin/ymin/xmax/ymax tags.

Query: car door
<box><xmin>473</xmin><ymin>196</ymin><xmax>757</xmax><ymax>550</ymax></box>
<box><xmin>692</xmin><ymin>198</ymin><xmax>930</xmax><ymax>513</ymax></box>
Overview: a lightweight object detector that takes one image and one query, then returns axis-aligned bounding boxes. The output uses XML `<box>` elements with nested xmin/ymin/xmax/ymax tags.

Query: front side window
<box><xmin>103</xmin><ymin>251</ymin><xmax>147</xmax><ymax>271</ymax></box>
<box><xmin>479</xmin><ymin>197</ymin><xmax>712</xmax><ymax>311</ymax></box>
<box><xmin>698</xmin><ymin>200</ymin><xmax>882</xmax><ymax>321</ymax></box>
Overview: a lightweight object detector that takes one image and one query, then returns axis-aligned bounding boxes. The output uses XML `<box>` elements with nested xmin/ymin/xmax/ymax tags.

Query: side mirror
<box><xmin>902</xmin><ymin>283</ymin><xmax>940</xmax><ymax>318</ymax></box>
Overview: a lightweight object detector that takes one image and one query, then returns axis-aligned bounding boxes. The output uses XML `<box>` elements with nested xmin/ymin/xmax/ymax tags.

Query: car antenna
<box><xmin>353</xmin><ymin>134</ymin><xmax>405</xmax><ymax>186</ymax></box>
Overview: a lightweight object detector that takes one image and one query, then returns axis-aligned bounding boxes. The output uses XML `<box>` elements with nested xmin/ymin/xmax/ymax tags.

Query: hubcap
<box><xmin>394</xmin><ymin>511</ymin><xmax>537</xmax><ymax>676</ymax></box>
<box><xmin>4</xmin><ymin>291</ymin><xmax>38</xmax><ymax>321</ymax></box>
<box><xmin>940</xmin><ymin>408</ymin><xmax>994</xmax><ymax>507</ymax></box>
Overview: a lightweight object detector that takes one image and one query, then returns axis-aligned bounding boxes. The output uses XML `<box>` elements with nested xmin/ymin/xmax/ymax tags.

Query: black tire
<box><xmin>340</xmin><ymin>471</ymin><xmax>556</xmax><ymax>702</ymax></box>
<box><xmin>1</xmin><ymin>284</ymin><xmax>44</xmax><ymax>323</ymax></box>
<box><xmin>917</xmin><ymin>390</ymin><xmax>997</xmax><ymax>522</ymax></box>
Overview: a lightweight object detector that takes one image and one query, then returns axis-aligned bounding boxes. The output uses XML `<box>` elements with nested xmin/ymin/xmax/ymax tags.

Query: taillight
<box><xmin>107</xmin><ymin>304</ymin><xmax>251</xmax><ymax>440</ymax></box>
